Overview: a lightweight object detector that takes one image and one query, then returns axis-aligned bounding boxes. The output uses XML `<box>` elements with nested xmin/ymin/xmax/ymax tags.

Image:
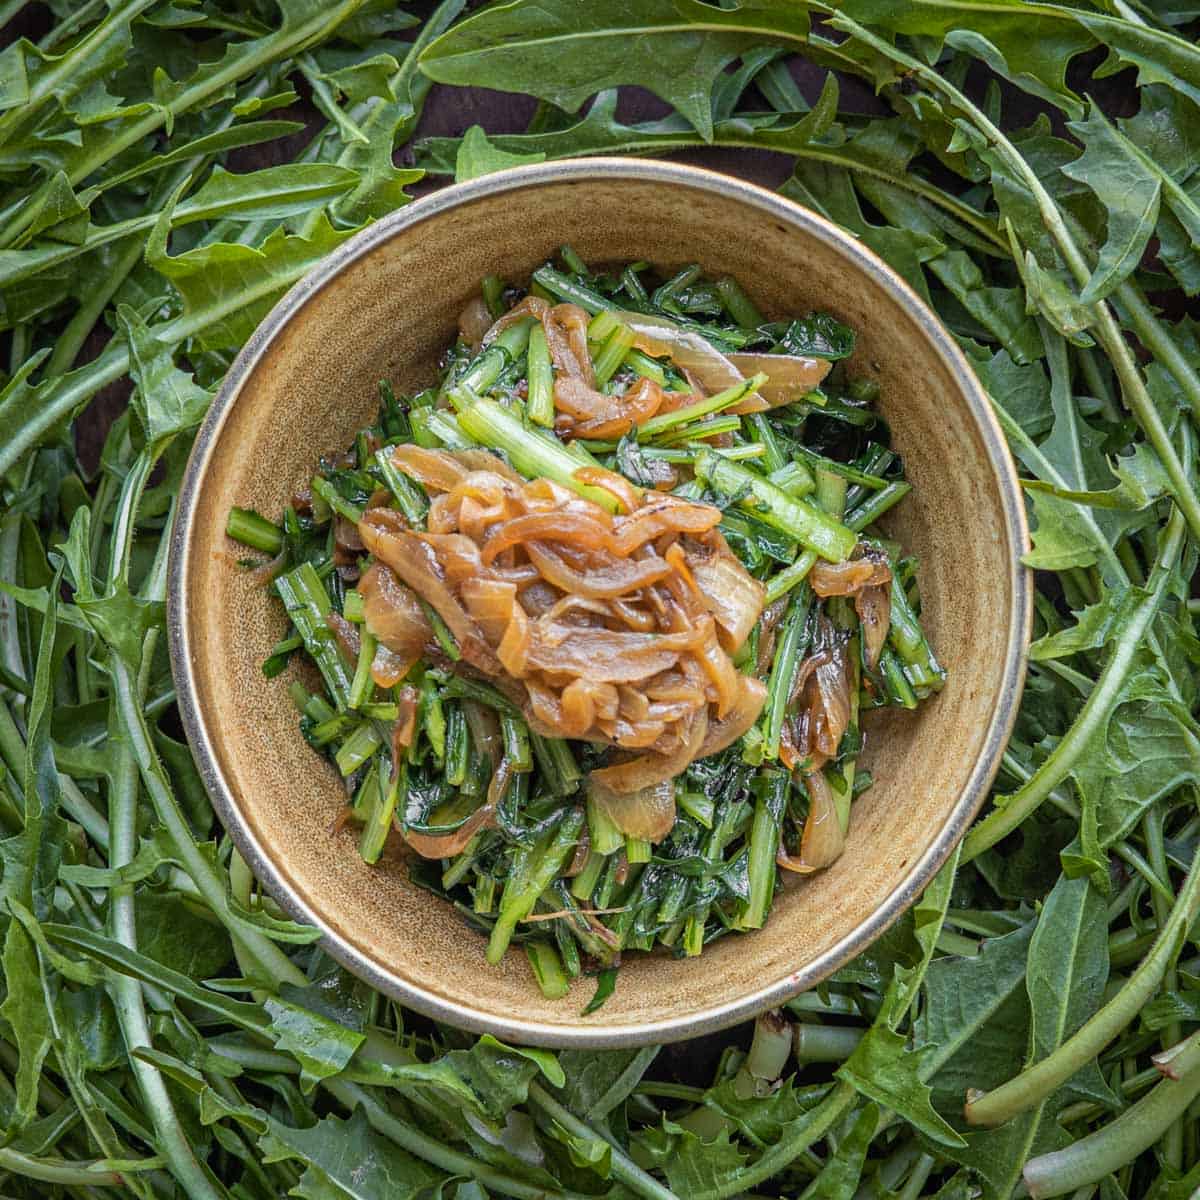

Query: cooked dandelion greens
<box><xmin>227</xmin><ymin>253</ymin><xmax>942</xmax><ymax>1005</ymax></box>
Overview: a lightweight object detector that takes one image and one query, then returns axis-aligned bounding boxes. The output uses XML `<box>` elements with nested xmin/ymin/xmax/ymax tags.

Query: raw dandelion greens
<box><xmin>227</xmin><ymin>254</ymin><xmax>942</xmax><ymax>997</ymax></box>
<box><xmin>2</xmin><ymin>0</ymin><xmax>1200</xmax><ymax>1196</ymax></box>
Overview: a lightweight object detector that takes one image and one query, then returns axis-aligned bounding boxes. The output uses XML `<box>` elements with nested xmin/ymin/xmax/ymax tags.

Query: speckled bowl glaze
<box><xmin>168</xmin><ymin>158</ymin><xmax>1031</xmax><ymax>1047</ymax></box>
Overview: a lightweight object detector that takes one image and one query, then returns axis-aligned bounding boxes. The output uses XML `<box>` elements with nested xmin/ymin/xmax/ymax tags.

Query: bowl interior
<box><xmin>173</xmin><ymin>163</ymin><xmax>1027</xmax><ymax>1045</ymax></box>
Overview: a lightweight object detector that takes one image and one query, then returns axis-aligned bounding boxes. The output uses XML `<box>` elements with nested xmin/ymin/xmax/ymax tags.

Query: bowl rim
<box><xmin>168</xmin><ymin>156</ymin><xmax>1032</xmax><ymax>1048</ymax></box>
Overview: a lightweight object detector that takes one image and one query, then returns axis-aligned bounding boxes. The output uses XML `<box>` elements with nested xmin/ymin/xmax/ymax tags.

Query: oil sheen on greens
<box><xmin>226</xmin><ymin>253</ymin><xmax>941</xmax><ymax>1005</ymax></box>
<box><xmin>2</xmin><ymin>0</ymin><xmax>1200</xmax><ymax>1198</ymax></box>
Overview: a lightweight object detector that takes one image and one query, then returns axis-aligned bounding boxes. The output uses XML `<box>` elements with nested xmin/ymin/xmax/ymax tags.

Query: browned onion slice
<box><xmin>590</xmin><ymin>708</ymin><xmax>708</xmax><ymax>794</ymax></box>
<box><xmin>358</xmin><ymin>513</ymin><xmax>501</xmax><ymax>675</ymax></box>
<box><xmin>458</xmin><ymin>294</ymin><xmax>493</xmax><ymax>352</ymax></box>
<box><xmin>686</xmin><ymin>539</ymin><xmax>765</xmax><ymax>653</ymax></box>
<box><xmin>588</xmin><ymin>777</ymin><xmax>676</xmax><ymax>844</ymax></box>
<box><xmin>727</xmin><ymin>352</ymin><xmax>831</xmax><ymax>407</ymax></box>
<box><xmin>611</xmin><ymin>309</ymin><xmax>768</xmax><ymax>413</ymax></box>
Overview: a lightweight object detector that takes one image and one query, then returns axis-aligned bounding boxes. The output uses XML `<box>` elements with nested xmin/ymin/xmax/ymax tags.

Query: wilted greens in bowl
<box><xmin>227</xmin><ymin>249</ymin><xmax>943</xmax><ymax>1005</ymax></box>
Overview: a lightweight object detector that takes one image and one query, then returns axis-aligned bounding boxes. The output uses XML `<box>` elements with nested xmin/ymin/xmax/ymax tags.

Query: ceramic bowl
<box><xmin>168</xmin><ymin>158</ymin><xmax>1031</xmax><ymax>1047</ymax></box>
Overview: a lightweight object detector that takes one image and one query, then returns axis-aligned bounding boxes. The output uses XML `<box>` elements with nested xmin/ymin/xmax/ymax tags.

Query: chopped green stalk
<box><xmin>849</xmin><ymin>377</ymin><xmax>881</xmax><ymax>403</ymax></box>
<box><xmin>417</xmin><ymin>675</ymin><xmax>446</xmax><ymax>761</ymax></box>
<box><xmin>525</xmin><ymin>323</ymin><xmax>554</xmax><ymax>428</ymax></box>
<box><xmin>310</xmin><ymin>476</ymin><xmax>363</xmax><ymax>523</ymax></box>
<box><xmin>350</xmin><ymin>760</ymin><xmax>378</xmax><ymax>818</ymax></box>
<box><xmin>555</xmin><ymin>918</ymin><xmax>582</xmax><ymax>977</ymax></box>
<box><xmin>481</xmin><ymin>273</ymin><xmax>505</xmax><ymax>319</ymax></box>
<box><xmin>453</xmin><ymin>396</ymin><xmax>622</xmax><ymax>511</ymax></box>
<box><xmin>626</xmin><ymin>349</ymin><xmax>667</xmax><ymax>385</ymax></box>
<box><xmin>795</xmin><ymin>445</ymin><xmax>890</xmax><ymax>489</ymax></box>
<box><xmin>531</xmin><ymin>265</ymin><xmax>610</xmax><ymax>315</ymax></box>
<box><xmin>620</xmin><ymin>263</ymin><xmax>650</xmax><ymax>306</ymax></box>
<box><xmin>746</xmin><ymin>412</ymin><xmax>786</xmax><ymax>472</ymax></box>
<box><xmin>289</xmin><ymin>681</ymin><xmax>313</xmax><ymax>713</ymax></box>
<box><xmin>847</xmin><ymin>481</ymin><xmax>912</xmax><ymax>532</ymax></box>
<box><xmin>836</xmin><ymin>642</ymin><xmax>861</xmax><ymax>835</ymax></box>
<box><xmin>655</xmin><ymin>874</ymin><xmax>692</xmax><ymax>929</ymax></box>
<box><xmin>310</xmin><ymin>713</ymin><xmax>353</xmax><ymax>747</ymax></box>
<box><xmin>683</xmin><ymin>909</ymin><xmax>708</xmax><ymax>957</ymax></box>
<box><xmin>570</xmin><ymin>850</ymin><xmax>605</xmax><ymax>901</ymax></box>
<box><xmin>638</xmin><ymin>373</ymin><xmax>767</xmax><ymax>441</ymax></box>
<box><xmin>764</xmin><ymin>585</ymin><xmax>813</xmax><ymax>759</ymax></box>
<box><xmin>592</xmin><ymin>323</ymin><xmax>636</xmax><ymax>387</ymax></box>
<box><xmin>638</xmin><ymin>443</ymin><xmax>765</xmax><ymax>464</ymax></box>
<box><xmin>653</xmin><ymin>263</ymin><xmax>702</xmax><ymax>310</ymax></box>
<box><xmin>560</xmin><ymin>244</ymin><xmax>589</xmax><ymax>275</ymax></box>
<box><xmin>456</xmin><ymin>318</ymin><xmax>533</xmax><ymax>394</ymax></box>
<box><xmin>526</xmin><ymin>940</ymin><xmax>570</xmax><ymax>1000</ymax></box>
<box><xmin>441</xmin><ymin>674</ymin><xmax>524</xmax><ymax>720</ymax></box>
<box><xmin>814</xmin><ymin>468</ymin><xmax>848</xmax><ymax>518</ymax></box>
<box><xmin>679</xmin><ymin>790</ymin><xmax>715</xmax><ymax>828</ymax></box>
<box><xmin>625</xmin><ymin>836</ymin><xmax>652</xmax><ymax>863</ymax></box>
<box><xmin>880</xmin><ymin>649</ymin><xmax>918</xmax><ymax>709</ymax></box>
<box><xmin>764</xmin><ymin>550</ymin><xmax>819</xmax><ymax>605</ymax></box>
<box><xmin>360</xmin><ymin>762</ymin><xmax>403</xmax><ymax>864</ymax></box>
<box><xmin>588</xmin><ymin>309</ymin><xmax>623</xmax><ymax>342</ymax></box>
<box><xmin>739</xmin><ymin>772</ymin><xmax>787</xmax><ymax>931</ymax></box>
<box><xmin>444</xmin><ymin>704</ymin><xmax>468</xmax><ymax>787</ymax></box>
<box><xmin>360</xmin><ymin>702</ymin><xmax>399</xmax><ymax>720</ymax></box>
<box><xmin>334</xmin><ymin>721</ymin><xmax>382</xmax><ymax>776</ymax></box>
<box><xmin>886</xmin><ymin>560</ymin><xmax>944</xmax><ymax>693</ymax></box>
<box><xmin>768</xmin><ymin>460</ymin><xmax>817</xmax><ymax>497</ymax></box>
<box><xmin>342</xmin><ymin>590</ymin><xmax>364</xmax><ymax>623</ymax></box>
<box><xmin>587</xmin><ymin>791</ymin><xmax>625</xmax><ymax>856</ymax></box>
<box><xmin>347</xmin><ymin>627</ymin><xmax>377</xmax><ymax>711</ymax></box>
<box><xmin>716</xmin><ymin>276</ymin><xmax>764</xmax><ymax>329</ymax></box>
<box><xmin>530</xmin><ymin>733</ymin><xmax>580</xmax><ymax>796</ymax></box>
<box><xmin>443</xmin><ymin>832</ymin><xmax>484</xmax><ymax>888</ymax></box>
<box><xmin>417</xmin><ymin>597</ymin><xmax>460</xmax><ymax>661</ymax></box>
<box><xmin>226</xmin><ymin>507</ymin><xmax>283</xmax><ymax>555</ymax></box>
<box><xmin>274</xmin><ymin>563</ymin><xmax>352</xmax><ymax>708</ymax></box>
<box><xmin>472</xmin><ymin>872</ymin><xmax>496</xmax><ymax>913</ymax></box>
<box><xmin>411</xmin><ymin>407</ymin><xmax>475</xmax><ymax>451</ymax></box>
<box><xmin>374</xmin><ymin>448</ymin><xmax>428</xmax><ymax>527</ymax></box>
<box><xmin>501</xmin><ymin>713</ymin><xmax>533</xmax><ymax>773</ymax></box>
<box><xmin>695</xmin><ymin>449</ymin><xmax>857</xmax><ymax>563</ymax></box>
<box><xmin>655</xmin><ymin>415</ymin><xmax>741</xmax><ymax>446</ymax></box>
<box><xmin>594</xmin><ymin>852</ymin><xmax>623</xmax><ymax>908</ymax></box>
<box><xmin>487</xmin><ymin>808</ymin><xmax>585</xmax><ymax>963</ymax></box>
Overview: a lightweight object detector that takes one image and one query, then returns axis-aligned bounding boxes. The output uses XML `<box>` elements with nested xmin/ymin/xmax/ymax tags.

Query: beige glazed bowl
<box><xmin>169</xmin><ymin>159</ymin><xmax>1031</xmax><ymax>1047</ymax></box>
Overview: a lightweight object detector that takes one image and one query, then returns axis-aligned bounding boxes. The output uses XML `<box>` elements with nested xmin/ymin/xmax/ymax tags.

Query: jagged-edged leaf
<box><xmin>1062</xmin><ymin>107</ymin><xmax>1161</xmax><ymax>303</ymax></box>
<box><xmin>261</xmin><ymin>1108</ymin><xmax>445</xmax><ymax>1199</ymax></box>
<box><xmin>419</xmin><ymin>0</ymin><xmax>810</xmax><ymax>140</ymax></box>
<box><xmin>454</xmin><ymin>125</ymin><xmax>544</xmax><ymax>183</ymax></box>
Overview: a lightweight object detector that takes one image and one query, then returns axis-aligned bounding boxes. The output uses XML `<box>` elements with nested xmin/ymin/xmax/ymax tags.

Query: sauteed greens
<box><xmin>227</xmin><ymin>253</ymin><xmax>942</xmax><ymax>1000</ymax></box>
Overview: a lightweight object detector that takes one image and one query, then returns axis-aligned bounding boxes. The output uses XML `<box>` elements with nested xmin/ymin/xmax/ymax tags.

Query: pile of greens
<box><xmin>227</xmin><ymin>253</ymin><xmax>940</xmax><ymax>1002</ymax></box>
<box><xmin>1</xmin><ymin>0</ymin><xmax>1199</xmax><ymax>1197</ymax></box>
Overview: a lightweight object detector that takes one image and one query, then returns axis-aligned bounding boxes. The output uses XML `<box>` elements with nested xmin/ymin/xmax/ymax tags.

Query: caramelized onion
<box><xmin>401</xmin><ymin>803</ymin><xmax>493</xmax><ymax>860</ymax></box>
<box><xmin>326</xmin><ymin>611</ymin><xmax>359</xmax><ymax>662</ymax></box>
<box><xmin>354</xmin><ymin>452</ymin><xmax>762</xmax><ymax>792</ymax></box>
<box><xmin>590</xmin><ymin>709</ymin><xmax>708</xmax><ymax>794</ymax></box>
<box><xmin>392</xmin><ymin>685</ymin><xmax>419</xmax><ymax>750</ymax></box>
<box><xmin>728</xmin><ymin>352</ymin><xmax>832</xmax><ymax>407</ymax></box>
<box><xmin>589</xmin><ymin>777</ymin><xmax>676</xmax><ymax>844</ymax></box>
<box><xmin>857</xmin><ymin>585</ymin><xmax>890</xmax><ymax>670</ymax></box>
<box><xmin>524</xmin><ymin>542</ymin><xmax>671</xmax><ymax>599</ymax></box>
<box><xmin>686</xmin><ymin>537</ymin><xmax>766</xmax><ymax>653</ymax></box>
<box><xmin>359</xmin><ymin>513</ymin><xmax>501</xmax><ymax>675</ymax></box>
<box><xmin>458</xmin><ymin>294</ymin><xmax>493</xmax><ymax>351</ymax></box>
<box><xmin>482</xmin><ymin>295</ymin><xmax>550</xmax><ymax>347</ymax></box>
<box><xmin>611</xmin><ymin>309</ymin><xmax>768</xmax><ymax>413</ymax></box>
<box><xmin>789</xmin><ymin>771</ymin><xmax>845</xmax><ymax>871</ymax></box>
<box><xmin>697</xmin><ymin>676</ymin><xmax>768</xmax><ymax>758</ymax></box>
